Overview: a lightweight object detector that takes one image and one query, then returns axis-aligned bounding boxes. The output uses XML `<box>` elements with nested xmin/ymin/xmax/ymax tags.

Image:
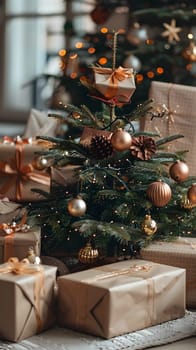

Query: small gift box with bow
<box><xmin>0</xmin><ymin>136</ymin><xmax>51</xmax><ymax>202</ymax></box>
<box><xmin>92</xmin><ymin>66</ymin><xmax>136</xmax><ymax>104</ymax></box>
<box><xmin>0</xmin><ymin>257</ymin><xmax>57</xmax><ymax>342</ymax></box>
<box><xmin>0</xmin><ymin>219</ymin><xmax>41</xmax><ymax>263</ymax></box>
<box><xmin>57</xmin><ymin>259</ymin><xmax>185</xmax><ymax>339</ymax></box>
<box><xmin>140</xmin><ymin>237</ymin><xmax>196</xmax><ymax>308</ymax></box>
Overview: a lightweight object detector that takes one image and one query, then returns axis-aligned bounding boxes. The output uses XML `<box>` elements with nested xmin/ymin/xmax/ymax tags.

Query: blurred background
<box><xmin>0</xmin><ymin>0</ymin><xmax>195</xmax><ymax>136</ymax></box>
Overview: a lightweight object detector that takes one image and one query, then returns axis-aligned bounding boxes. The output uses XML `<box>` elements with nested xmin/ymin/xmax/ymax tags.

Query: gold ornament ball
<box><xmin>33</xmin><ymin>156</ymin><xmax>49</xmax><ymax>170</ymax></box>
<box><xmin>187</xmin><ymin>184</ymin><xmax>196</xmax><ymax>204</ymax></box>
<box><xmin>26</xmin><ymin>247</ymin><xmax>41</xmax><ymax>264</ymax></box>
<box><xmin>180</xmin><ymin>194</ymin><xmax>195</xmax><ymax>210</ymax></box>
<box><xmin>111</xmin><ymin>128</ymin><xmax>132</xmax><ymax>151</ymax></box>
<box><xmin>142</xmin><ymin>215</ymin><xmax>157</xmax><ymax>236</ymax></box>
<box><xmin>169</xmin><ymin>160</ymin><xmax>189</xmax><ymax>183</ymax></box>
<box><xmin>67</xmin><ymin>197</ymin><xmax>87</xmax><ymax>217</ymax></box>
<box><xmin>79</xmin><ymin>242</ymin><xmax>99</xmax><ymax>264</ymax></box>
<box><xmin>147</xmin><ymin>180</ymin><xmax>172</xmax><ymax>207</ymax></box>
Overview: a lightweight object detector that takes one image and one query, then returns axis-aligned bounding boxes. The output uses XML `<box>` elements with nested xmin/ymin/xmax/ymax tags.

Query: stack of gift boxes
<box><xmin>0</xmin><ymin>81</ymin><xmax>196</xmax><ymax>343</ymax></box>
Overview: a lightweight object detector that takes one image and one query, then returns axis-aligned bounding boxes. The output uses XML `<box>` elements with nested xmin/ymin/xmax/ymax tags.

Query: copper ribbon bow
<box><xmin>0</xmin><ymin>142</ymin><xmax>50</xmax><ymax>201</ymax></box>
<box><xmin>2</xmin><ymin>136</ymin><xmax>32</xmax><ymax>145</ymax></box>
<box><xmin>0</xmin><ymin>257</ymin><xmax>44</xmax><ymax>333</ymax></box>
<box><xmin>0</xmin><ymin>211</ymin><xmax>29</xmax><ymax>235</ymax></box>
<box><xmin>93</xmin><ymin>66</ymin><xmax>134</xmax><ymax>100</ymax></box>
<box><xmin>0</xmin><ymin>212</ymin><xmax>31</xmax><ymax>261</ymax></box>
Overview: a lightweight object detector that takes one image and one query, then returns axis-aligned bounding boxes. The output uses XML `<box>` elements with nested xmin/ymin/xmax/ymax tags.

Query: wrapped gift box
<box><xmin>140</xmin><ymin>237</ymin><xmax>196</xmax><ymax>308</ymax></box>
<box><xmin>24</xmin><ymin>108</ymin><xmax>58</xmax><ymax>138</ymax></box>
<box><xmin>0</xmin><ymin>260</ymin><xmax>57</xmax><ymax>342</ymax></box>
<box><xmin>141</xmin><ymin>81</ymin><xmax>196</xmax><ymax>176</ymax></box>
<box><xmin>0</xmin><ymin>226</ymin><xmax>41</xmax><ymax>263</ymax></box>
<box><xmin>0</xmin><ymin>140</ymin><xmax>51</xmax><ymax>202</ymax></box>
<box><xmin>92</xmin><ymin>66</ymin><xmax>136</xmax><ymax>103</ymax></box>
<box><xmin>51</xmin><ymin>165</ymin><xmax>81</xmax><ymax>191</ymax></box>
<box><xmin>57</xmin><ymin>259</ymin><xmax>185</xmax><ymax>339</ymax></box>
<box><xmin>0</xmin><ymin>199</ymin><xmax>23</xmax><ymax>224</ymax></box>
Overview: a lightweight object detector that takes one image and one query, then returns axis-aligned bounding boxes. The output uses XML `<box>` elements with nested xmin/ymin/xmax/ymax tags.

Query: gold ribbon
<box><xmin>0</xmin><ymin>257</ymin><xmax>44</xmax><ymax>334</ymax></box>
<box><xmin>82</xmin><ymin>263</ymin><xmax>152</xmax><ymax>283</ymax></box>
<box><xmin>0</xmin><ymin>143</ymin><xmax>50</xmax><ymax>201</ymax></box>
<box><xmin>93</xmin><ymin>66</ymin><xmax>134</xmax><ymax>100</ymax></box>
<box><xmin>171</xmin><ymin>237</ymin><xmax>196</xmax><ymax>249</ymax></box>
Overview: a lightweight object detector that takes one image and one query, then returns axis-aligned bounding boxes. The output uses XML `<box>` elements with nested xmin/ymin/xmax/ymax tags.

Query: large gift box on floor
<box><xmin>0</xmin><ymin>139</ymin><xmax>51</xmax><ymax>201</ymax></box>
<box><xmin>141</xmin><ymin>81</ymin><xmax>196</xmax><ymax>176</ymax></box>
<box><xmin>57</xmin><ymin>259</ymin><xmax>185</xmax><ymax>339</ymax></box>
<box><xmin>140</xmin><ymin>237</ymin><xmax>196</xmax><ymax>308</ymax></box>
<box><xmin>0</xmin><ymin>260</ymin><xmax>57</xmax><ymax>342</ymax></box>
<box><xmin>0</xmin><ymin>225</ymin><xmax>41</xmax><ymax>263</ymax></box>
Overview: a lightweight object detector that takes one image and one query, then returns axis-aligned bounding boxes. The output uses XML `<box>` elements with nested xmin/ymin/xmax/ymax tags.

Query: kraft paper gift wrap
<box><xmin>0</xmin><ymin>260</ymin><xmax>57</xmax><ymax>342</ymax></box>
<box><xmin>141</xmin><ymin>81</ymin><xmax>196</xmax><ymax>176</ymax></box>
<box><xmin>51</xmin><ymin>165</ymin><xmax>81</xmax><ymax>190</ymax></box>
<box><xmin>24</xmin><ymin>108</ymin><xmax>59</xmax><ymax>138</ymax></box>
<box><xmin>0</xmin><ymin>199</ymin><xmax>23</xmax><ymax>224</ymax></box>
<box><xmin>140</xmin><ymin>237</ymin><xmax>196</xmax><ymax>308</ymax></box>
<box><xmin>0</xmin><ymin>225</ymin><xmax>41</xmax><ymax>263</ymax></box>
<box><xmin>92</xmin><ymin>66</ymin><xmax>136</xmax><ymax>103</ymax></box>
<box><xmin>0</xmin><ymin>142</ymin><xmax>51</xmax><ymax>202</ymax></box>
<box><xmin>57</xmin><ymin>259</ymin><xmax>185</xmax><ymax>339</ymax></box>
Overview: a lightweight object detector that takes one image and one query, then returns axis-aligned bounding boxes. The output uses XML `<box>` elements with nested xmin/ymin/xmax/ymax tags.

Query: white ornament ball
<box><xmin>123</xmin><ymin>55</ymin><xmax>142</xmax><ymax>71</ymax></box>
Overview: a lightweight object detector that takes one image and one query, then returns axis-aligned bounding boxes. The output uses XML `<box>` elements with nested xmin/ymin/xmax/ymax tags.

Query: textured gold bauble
<box><xmin>67</xmin><ymin>197</ymin><xmax>87</xmax><ymax>217</ymax></box>
<box><xmin>33</xmin><ymin>156</ymin><xmax>48</xmax><ymax>170</ymax></box>
<box><xmin>79</xmin><ymin>243</ymin><xmax>99</xmax><ymax>264</ymax></box>
<box><xmin>111</xmin><ymin>128</ymin><xmax>132</xmax><ymax>151</ymax></box>
<box><xmin>147</xmin><ymin>180</ymin><xmax>172</xmax><ymax>207</ymax></box>
<box><xmin>142</xmin><ymin>215</ymin><xmax>157</xmax><ymax>236</ymax></box>
<box><xmin>169</xmin><ymin>160</ymin><xmax>189</xmax><ymax>183</ymax></box>
<box><xmin>180</xmin><ymin>195</ymin><xmax>196</xmax><ymax>210</ymax></box>
<box><xmin>187</xmin><ymin>184</ymin><xmax>196</xmax><ymax>205</ymax></box>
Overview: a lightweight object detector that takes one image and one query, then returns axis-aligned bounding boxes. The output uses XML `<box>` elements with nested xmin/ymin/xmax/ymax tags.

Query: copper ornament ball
<box><xmin>169</xmin><ymin>160</ymin><xmax>189</xmax><ymax>182</ymax></box>
<box><xmin>187</xmin><ymin>184</ymin><xmax>196</xmax><ymax>204</ymax></box>
<box><xmin>111</xmin><ymin>128</ymin><xmax>132</xmax><ymax>151</ymax></box>
<box><xmin>67</xmin><ymin>197</ymin><xmax>87</xmax><ymax>217</ymax></box>
<box><xmin>147</xmin><ymin>180</ymin><xmax>172</xmax><ymax>207</ymax></box>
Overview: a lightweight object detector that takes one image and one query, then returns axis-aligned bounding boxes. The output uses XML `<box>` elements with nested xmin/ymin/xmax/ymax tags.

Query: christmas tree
<box><xmin>53</xmin><ymin>0</ymin><xmax>196</xmax><ymax>111</ymax></box>
<box><xmin>28</xmin><ymin>32</ymin><xmax>196</xmax><ymax>267</ymax></box>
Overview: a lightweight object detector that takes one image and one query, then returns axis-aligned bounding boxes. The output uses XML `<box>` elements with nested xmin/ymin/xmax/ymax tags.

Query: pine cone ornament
<box><xmin>130</xmin><ymin>136</ymin><xmax>156</xmax><ymax>160</ymax></box>
<box><xmin>90</xmin><ymin>135</ymin><xmax>113</xmax><ymax>159</ymax></box>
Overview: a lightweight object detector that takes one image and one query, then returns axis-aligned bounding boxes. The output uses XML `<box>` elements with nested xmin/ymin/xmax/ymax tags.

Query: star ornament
<box><xmin>162</xmin><ymin>19</ymin><xmax>182</xmax><ymax>43</ymax></box>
